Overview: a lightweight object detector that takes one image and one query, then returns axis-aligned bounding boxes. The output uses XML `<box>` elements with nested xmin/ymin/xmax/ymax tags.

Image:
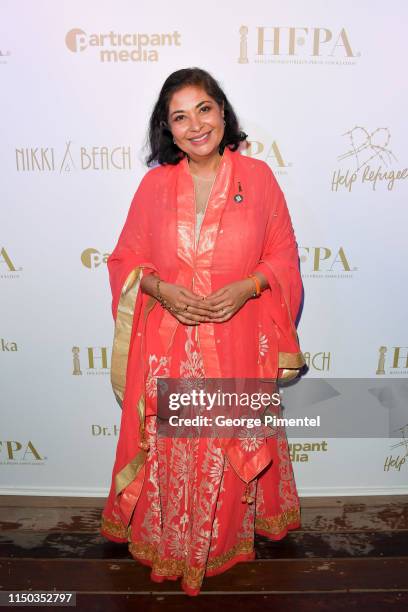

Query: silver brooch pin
<box><xmin>233</xmin><ymin>181</ymin><xmax>244</xmax><ymax>203</ymax></box>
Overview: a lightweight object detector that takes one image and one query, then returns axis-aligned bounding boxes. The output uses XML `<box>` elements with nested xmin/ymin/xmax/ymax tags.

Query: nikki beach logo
<box><xmin>15</xmin><ymin>141</ymin><xmax>132</xmax><ymax>172</ymax></box>
<box><xmin>238</xmin><ymin>24</ymin><xmax>359</xmax><ymax>65</ymax></box>
<box><xmin>302</xmin><ymin>351</ymin><xmax>331</xmax><ymax>372</ymax></box>
<box><xmin>65</xmin><ymin>28</ymin><xmax>181</xmax><ymax>63</ymax></box>
<box><xmin>72</xmin><ymin>346</ymin><xmax>110</xmax><ymax>376</ymax></box>
<box><xmin>331</xmin><ymin>127</ymin><xmax>408</xmax><ymax>192</ymax></box>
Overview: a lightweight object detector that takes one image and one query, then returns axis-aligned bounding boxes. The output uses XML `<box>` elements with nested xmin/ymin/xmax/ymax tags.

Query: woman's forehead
<box><xmin>168</xmin><ymin>85</ymin><xmax>213</xmax><ymax>109</ymax></box>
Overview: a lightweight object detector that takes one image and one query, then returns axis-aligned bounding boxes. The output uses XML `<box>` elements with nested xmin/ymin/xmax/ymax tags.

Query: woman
<box><xmin>100</xmin><ymin>67</ymin><xmax>305</xmax><ymax>596</ymax></box>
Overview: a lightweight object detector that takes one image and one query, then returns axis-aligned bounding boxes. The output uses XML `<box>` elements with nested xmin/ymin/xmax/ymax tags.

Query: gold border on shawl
<box><xmin>115</xmin><ymin>447</ymin><xmax>147</xmax><ymax>496</ymax></box>
<box><xmin>110</xmin><ymin>266</ymin><xmax>142</xmax><ymax>407</ymax></box>
<box><xmin>278</xmin><ymin>351</ymin><xmax>306</xmax><ymax>381</ymax></box>
<box><xmin>278</xmin><ymin>351</ymin><xmax>306</xmax><ymax>369</ymax></box>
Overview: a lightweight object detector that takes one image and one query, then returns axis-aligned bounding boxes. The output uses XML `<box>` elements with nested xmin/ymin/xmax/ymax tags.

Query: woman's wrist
<box><xmin>140</xmin><ymin>271</ymin><xmax>160</xmax><ymax>297</ymax></box>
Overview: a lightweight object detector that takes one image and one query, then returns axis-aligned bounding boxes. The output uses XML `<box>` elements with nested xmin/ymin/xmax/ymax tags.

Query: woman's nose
<box><xmin>189</xmin><ymin>114</ymin><xmax>202</xmax><ymax>131</ymax></box>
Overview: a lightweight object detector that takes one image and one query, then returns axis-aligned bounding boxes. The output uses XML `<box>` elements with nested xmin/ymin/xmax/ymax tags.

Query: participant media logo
<box><xmin>65</xmin><ymin>28</ymin><xmax>181</xmax><ymax>63</ymax></box>
<box><xmin>289</xmin><ymin>440</ymin><xmax>329</xmax><ymax>462</ymax></box>
<box><xmin>81</xmin><ymin>248</ymin><xmax>109</xmax><ymax>269</ymax></box>
<box><xmin>238</xmin><ymin>25</ymin><xmax>359</xmax><ymax>65</ymax></box>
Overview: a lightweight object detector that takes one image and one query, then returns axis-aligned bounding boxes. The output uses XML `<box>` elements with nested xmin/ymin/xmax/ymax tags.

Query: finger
<box><xmin>203</xmin><ymin>288</ymin><xmax>228</xmax><ymax>303</ymax></box>
<box><xmin>175</xmin><ymin>309</ymin><xmax>209</xmax><ymax>323</ymax></box>
<box><xmin>206</xmin><ymin>300</ymin><xmax>232</xmax><ymax>316</ymax></box>
<box><xmin>180</xmin><ymin>299</ymin><xmax>217</xmax><ymax>313</ymax></box>
<box><xmin>175</xmin><ymin>313</ymin><xmax>200</xmax><ymax>325</ymax></box>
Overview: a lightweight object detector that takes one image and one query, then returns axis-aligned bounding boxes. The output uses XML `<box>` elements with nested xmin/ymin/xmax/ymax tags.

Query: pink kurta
<box><xmin>100</xmin><ymin>145</ymin><xmax>305</xmax><ymax>595</ymax></box>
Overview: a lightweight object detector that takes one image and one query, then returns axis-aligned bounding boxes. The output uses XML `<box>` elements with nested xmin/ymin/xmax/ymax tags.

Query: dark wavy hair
<box><xmin>144</xmin><ymin>67</ymin><xmax>247</xmax><ymax>166</ymax></box>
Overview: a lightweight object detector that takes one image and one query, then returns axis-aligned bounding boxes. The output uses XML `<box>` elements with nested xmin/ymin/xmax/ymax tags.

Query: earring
<box><xmin>173</xmin><ymin>137</ymin><xmax>176</xmax><ymax>144</ymax></box>
<box><xmin>223</xmin><ymin>119</ymin><xmax>226</xmax><ymax>126</ymax></box>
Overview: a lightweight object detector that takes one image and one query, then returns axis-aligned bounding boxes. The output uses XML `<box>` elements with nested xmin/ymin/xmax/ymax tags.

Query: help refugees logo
<box><xmin>331</xmin><ymin>126</ymin><xmax>408</xmax><ymax>192</ymax></box>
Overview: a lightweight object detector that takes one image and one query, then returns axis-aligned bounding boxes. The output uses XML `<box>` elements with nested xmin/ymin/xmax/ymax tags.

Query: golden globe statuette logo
<box><xmin>72</xmin><ymin>346</ymin><xmax>110</xmax><ymax>376</ymax></box>
<box><xmin>81</xmin><ymin>248</ymin><xmax>110</xmax><ymax>269</ymax></box>
<box><xmin>289</xmin><ymin>440</ymin><xmax>328</xmax><ymax>462</ymax></box>
<box><xmin>332</xmin><ymin>127</ymin><xmax>408</xmax><ymax>192</ymax></box>
<box><xmin>0</xmin><ymin>440</ymin><xmax>45</xmax><ymax>464</ymax></box>
<box><xmin>0</xmin><ymin>247</ymin><xmax>22</xmax><ymax>279</ymax></box>
<box><xmin>65</xmin><ymin>28</ymin><xmax>181</xmax><ymax>63</ymax></box>
<box><xmin>299</xmin><ymin>246</ymin><xmax>356</xmax><ymax>278</ymax></box>
<box><xmin>238</xmin><ymin>25</ymin><xmax>359</xmax><ymax>65</ymax></box>
<box><xmin>376</xmin><ymin>346</ymin><xmax>408</xmax><ymax>375</ymax></box>
<box><xmin>238</xmin><ymin>25</ymin><xmax>249</xmax><ymax>63</ymax></box>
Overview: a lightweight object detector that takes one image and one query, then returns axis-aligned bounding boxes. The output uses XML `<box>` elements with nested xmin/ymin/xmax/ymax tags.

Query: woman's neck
<box><xmin>187</xmin><ymin>152</ymin><xmax>222</xmax><ymax>179</ymax></box>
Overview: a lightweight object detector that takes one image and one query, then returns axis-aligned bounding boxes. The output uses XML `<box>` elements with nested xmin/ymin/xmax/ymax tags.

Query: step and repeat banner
<box><xmin>1</xmin><ymin>0</ymin><xmax>407</xmax><ymax>497</ymax></box>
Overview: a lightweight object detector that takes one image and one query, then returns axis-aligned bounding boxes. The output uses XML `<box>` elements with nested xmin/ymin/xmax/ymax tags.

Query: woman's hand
<box><xmin>158</xmin><ymin>282</ymin><xmax>217</xmax><ymax>325</ymax></box>
<box><xmin>200</xmin><ymin>279</ymin><xmax>255</xmax><ymax>323</ymax></box>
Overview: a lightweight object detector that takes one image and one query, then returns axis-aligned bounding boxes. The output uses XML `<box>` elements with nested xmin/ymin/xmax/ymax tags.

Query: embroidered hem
<box><xmin>255</xmin><ymin>505</ymin><xmax>301</xmax><ymax>537</ymax></box>
<box><xmin>128</xmin><ymin>538</ymin><xmax>255</xmax><ymax>596</ymax></box>
<box><xmin>100</xmin><ymin>514</ymin><xmax>129</xmax><ymax>543</ymax></box>
<box><xmin>100</xmin><ymin>506</ymin><xmax>301</xmax><ymax>595</ymax></box>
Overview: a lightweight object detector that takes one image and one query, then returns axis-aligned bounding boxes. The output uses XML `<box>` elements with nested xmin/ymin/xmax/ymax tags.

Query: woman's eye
<box><xmin>201</xmin><ymin>105</ymin><xmax>211</xmax><ymax>112</ymax></box>
<box><xmin>174</xmin><ymin>115</ymin><xmax>184</xmax><ymax>122</ymax></box>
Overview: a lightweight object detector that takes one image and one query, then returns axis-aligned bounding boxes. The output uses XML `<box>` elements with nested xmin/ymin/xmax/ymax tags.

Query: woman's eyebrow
<box><xmin>170</xmin><ymin>100</ymin><xmax>212</xmax><ymax>116</ymax></box>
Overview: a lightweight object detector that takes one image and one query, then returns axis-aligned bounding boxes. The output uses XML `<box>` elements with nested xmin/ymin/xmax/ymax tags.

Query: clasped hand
<box><xmin>160</xmin><ymin>279</ymin><xmax>254</xmax><ymax>325</ymax></box>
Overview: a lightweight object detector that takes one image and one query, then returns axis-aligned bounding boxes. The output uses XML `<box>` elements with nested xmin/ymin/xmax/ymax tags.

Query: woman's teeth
<box><xmin>191</xmin><ymin>132</ymin><xmax>210</xmax><ymax>143</ymax></box>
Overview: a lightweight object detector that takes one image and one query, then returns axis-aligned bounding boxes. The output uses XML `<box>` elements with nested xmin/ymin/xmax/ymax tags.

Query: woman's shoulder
<box><xmin>139</xmin><ymin>162</ymin><xmax>173</xmax><ymax>185</ymax></box>
<box><xmin>235</xmin><ymin>150</ymin><xmax>280</xmax><ymax>189</ymax></box>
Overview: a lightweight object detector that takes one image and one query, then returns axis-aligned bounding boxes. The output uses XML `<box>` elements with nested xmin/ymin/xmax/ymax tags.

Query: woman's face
<box><xmin>167</xmin><ymin>85</ymin><xmax>224</xmax><ymax>161</ymax></box>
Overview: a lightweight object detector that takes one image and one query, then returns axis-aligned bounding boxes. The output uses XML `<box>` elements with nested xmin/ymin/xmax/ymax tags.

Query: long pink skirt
<box><xmin>125</xmin><ymin>318</ymin><xmax>301</xmax><ymax>596</ymax></box>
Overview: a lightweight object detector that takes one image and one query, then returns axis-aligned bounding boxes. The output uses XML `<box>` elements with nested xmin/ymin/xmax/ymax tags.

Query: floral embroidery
<box><xmin>145</xmin><ymin>354</ymin><xmax>171</xmax><ymax>398</ymax></box>
<box><xmin>259</xmin><ymin>330</ymin><xmax>269</xmax><ymax>360</ymax></box>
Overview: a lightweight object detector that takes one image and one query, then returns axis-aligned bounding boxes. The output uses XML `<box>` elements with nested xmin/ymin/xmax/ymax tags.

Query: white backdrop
<box><xmin>1</xmin><ymin>0</ymin><xmax>407</xmax><ymax>497</ymax></box>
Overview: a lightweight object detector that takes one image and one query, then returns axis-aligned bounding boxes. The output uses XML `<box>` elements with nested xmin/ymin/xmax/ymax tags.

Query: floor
<box><xmin>0</xmin><ymin>494</ymin><xmax>407</xmax><ymax>610</ymax></box>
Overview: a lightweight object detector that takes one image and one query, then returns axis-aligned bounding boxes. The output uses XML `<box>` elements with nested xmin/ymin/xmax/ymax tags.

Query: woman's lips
<box><xmin>189</xmin><ymin>131</ymin><xmax>211</xmax><ymax>145</ymax></box>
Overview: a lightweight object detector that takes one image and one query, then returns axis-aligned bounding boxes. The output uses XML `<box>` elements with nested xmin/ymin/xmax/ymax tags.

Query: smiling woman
<box><xmin>100</xmin><ymin>67</ymin><xmax>305</xmax><ymax>596</ymax></box>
